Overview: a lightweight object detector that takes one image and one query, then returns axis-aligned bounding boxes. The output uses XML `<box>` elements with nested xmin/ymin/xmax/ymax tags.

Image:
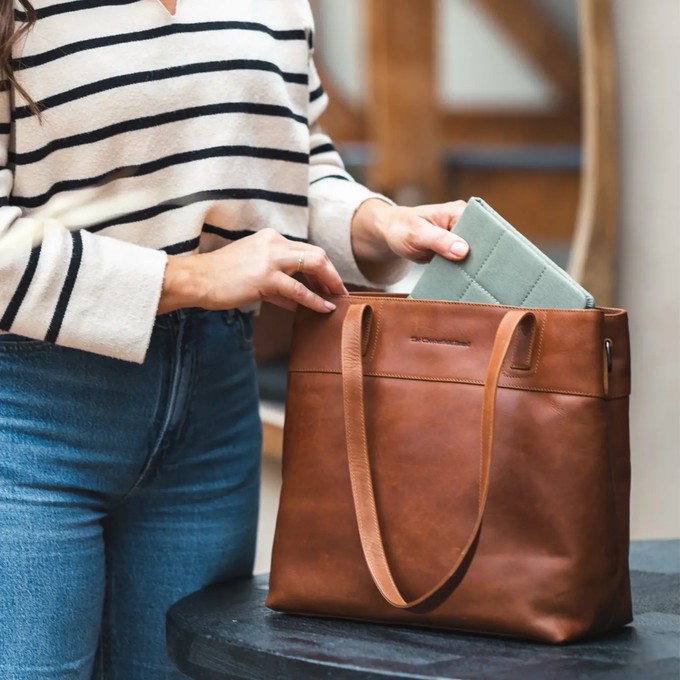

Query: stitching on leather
<box><xmin>478</xmin><ymin>384</ymin><xmax>484</xmax><ymax>509</ymax></box>
<box><xmin>356</xmin><ymin>312</ymin><xmax>402</xmax><ymax>602</ymax></box>
<box><xmin>458</xmin><ymin>231</ymin><xmax>506</xmax><ymax>301</ymax></box>
<box><xmin>506</xmin><ymin>312</ymin><xmax>545</xmax><ymax>378</ymax></box>
<box><xmin>480</xmin><ymin>317</ymin><xmax>503</xmax><ymax>508</ymax></box>
<box><xmin>342</xmin><ymin>318</ymin><xmax>358</xmax><ymax>535</ymax></box>
<box><xmin>291</xmin><ymin>368</ymin><xmax>604</xmax><ymax>398</ymax></box>
<box><xmin>510</xmin><ymin>318</ymin><xmax>534</xmax><ymax>369</ymax></box>
<box><xmin>342</xmin><ymin>373</ymin><xmax>362</xmax><ymax>570</ymax></box>
<box><xmin>520</xmin><ymin>265</ymin><xmax>548</xmax><ymax>306</ymax></box>
<box><xmin>532</xmin><ymin>314</ymin><xmax>546</xmax><ymax>376</ymax></box>
<box><xmin>368</xmin><ymin>300</ymin><xmax>383</xmax><ymax>363</ymax></box>
<box><xmin>603</xmin><ymin>337</ymin><xmax>611</xmax><ymax>396</ymax></box>
<box><xmin>361</xmin><ymin>309</ymin><xmax>372</xmax><ymax>355</ymax></box>
<box><xmin>344</xmin><ymin>308</ymin><xmax>402</xmax><ymax>604</ymax></box>
<box><xmin>345</xmin><ymin>296</ymin><xmax>602</xmax><ymax>315</ymax></box>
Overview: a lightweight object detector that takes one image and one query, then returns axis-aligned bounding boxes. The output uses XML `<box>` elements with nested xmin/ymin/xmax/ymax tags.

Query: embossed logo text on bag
<box><xmin>410</xmin><ymin>337</ymin><xmax>470</xmax><ymax>348</ymax></box>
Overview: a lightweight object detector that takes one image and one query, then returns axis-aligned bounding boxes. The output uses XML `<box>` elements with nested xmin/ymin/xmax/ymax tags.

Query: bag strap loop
<box><xmin>341</xmin><ymin>303</ymin><xmax>534</xmax><ymax>609</ymax></box>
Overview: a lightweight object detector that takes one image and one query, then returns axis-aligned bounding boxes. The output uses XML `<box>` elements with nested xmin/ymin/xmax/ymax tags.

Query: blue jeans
<box><xmin>0</xmin><ymin>308</ymin><xmax>262</xmax><ymax>679</ymax></box>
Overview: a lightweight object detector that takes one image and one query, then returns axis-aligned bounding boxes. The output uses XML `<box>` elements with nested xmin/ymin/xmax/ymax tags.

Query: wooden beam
<box><xmin>568</xmin><ymin>0</ymin><xmax>618</xmax><ymax>306</ymax></box>
<box><xmin>315</xmin><ymin>106</ymin><xmax>580</xmax><ymax>148</ymax></box>
<box><xmin>476</xmin><ymin>0</ymin><xmax>581</xmax><ymax>108</ymax></box>
<box><xmin>365</xmin><ymin>0</ymin><xmax>442</xmax><ymax>203</ymax></box>
<box><xmin>443</xmin><ymin>110</ymin><xmax>581</xmax><ymax>147</ymax></box>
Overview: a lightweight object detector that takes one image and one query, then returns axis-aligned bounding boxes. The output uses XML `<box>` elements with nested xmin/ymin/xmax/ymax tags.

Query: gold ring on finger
<box><xmin>296</xmin><ymin>254</ymin><xmax>305</xmax><ymax>274</ymax></box>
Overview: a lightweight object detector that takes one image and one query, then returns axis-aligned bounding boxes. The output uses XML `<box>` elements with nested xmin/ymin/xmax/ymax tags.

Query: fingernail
<box><xmin>450</xmin><ymin>240</ymin><xmax>469</xmax><ymax>257</ymax></box>
<box><xmin>324</xmin><ymin>300</ymin><xmax>337</xmax><ymax>311</ymax></box>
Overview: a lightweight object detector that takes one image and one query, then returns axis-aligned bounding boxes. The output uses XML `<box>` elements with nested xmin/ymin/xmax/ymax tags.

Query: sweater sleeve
<box><xmin>305</xmin><ymin>42</ymin><xmax>409</xmax><ymax>287</ymax></box>
<box><xmin>0</xmin><ymin>89</ymin><xmax>168</xmax><ymax>364</ymax></box>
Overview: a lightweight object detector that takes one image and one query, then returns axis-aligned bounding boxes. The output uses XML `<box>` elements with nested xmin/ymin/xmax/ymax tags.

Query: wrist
<box><xmin>351</xmin><ymin>198</ymin><xmax>398</xmax><ymax>262</ymax></box>
<box><xmin>157</xmin><ymin>254</ymin><xmax>206</xmax><ymax>315</ymax></box>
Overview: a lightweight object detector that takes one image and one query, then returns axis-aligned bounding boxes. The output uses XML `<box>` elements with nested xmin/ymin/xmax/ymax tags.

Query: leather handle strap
<box><xmin>341</xmin><ymin>304</ymin><xmax>534</xmax><ymax>609</ymax></box>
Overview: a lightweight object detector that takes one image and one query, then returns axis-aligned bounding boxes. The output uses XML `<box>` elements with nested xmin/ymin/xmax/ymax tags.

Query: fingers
<box><xmin>257</xmin><ymin>229</ymin><xmax>345</xmax><ymax>294</ymax></box>
<box><xmin>288</xmin><ymin>246</ymin><xmax>348</xmax><ymax>296</ymax></box>
<box><xmin>268</xmin><ymin>271</ymin><xmax>337</xmax><ymax>314</ymax></box>
<box><xmin>303</xmin><ymin>272</ymin><xmax>332</xmax><ymax>297</ymax></box>
<box><xmin>261</xmin><ymin>294</ymin><xmax>298</xmax><ymax>313</ymax></box>
<box><xmin>254</xmin><ymin>229</ymin><xmax>347</xmax><ymax>314</ymax></box>
<box><xmin>408</xmin><ymin>216</ymin><xmax>470</xmax><ymax>261</ymax></box>
<box><xmin>186</xmin><ymin>228</ymin><xmax>347</xmax><ymax>314</ymax></box>
<box><xmin>412</xmin><ymin>200</ymin><xmax>467</xmax><ymax>230</ymax></box>
<box><xmin>378</xmin><ymin>202</ymin><xmax>470</xmax><ymax>264</ymax></box>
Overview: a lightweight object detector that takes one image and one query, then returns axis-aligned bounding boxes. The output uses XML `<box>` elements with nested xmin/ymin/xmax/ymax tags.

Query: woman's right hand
<box><xmin>157</xmin><ymin>228</ymin><xmax>348</xmax><ymax>315</ymax></box>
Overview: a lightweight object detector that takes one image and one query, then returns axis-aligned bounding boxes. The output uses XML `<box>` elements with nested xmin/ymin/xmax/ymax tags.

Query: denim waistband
<box><xmin>156</xmin><ymin>307</ymin><xmax>252</xmax><ymax>323</ymax></box>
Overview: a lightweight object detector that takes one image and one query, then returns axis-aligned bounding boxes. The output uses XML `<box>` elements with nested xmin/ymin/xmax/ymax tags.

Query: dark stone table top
<box><xmin>167</xmin><ymin>540</ymin><xmax>680</xmax><ymax>680</ymax></box>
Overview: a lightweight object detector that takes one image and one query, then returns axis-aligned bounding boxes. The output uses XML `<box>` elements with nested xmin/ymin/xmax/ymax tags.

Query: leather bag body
<box><xmin>266</xmin><ymin>294</ymin><xmax>632</xmax><ymax>643</ymax></box>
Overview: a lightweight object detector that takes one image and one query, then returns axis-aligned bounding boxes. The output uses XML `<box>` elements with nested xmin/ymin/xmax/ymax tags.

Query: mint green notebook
<box><xmin>409</xmin><ymin>198</ymin><xmax>595</xmax><ymax>309</ymax></box>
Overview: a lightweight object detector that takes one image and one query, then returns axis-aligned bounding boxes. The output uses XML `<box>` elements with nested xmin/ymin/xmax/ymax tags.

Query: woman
<box><xmin>0</xmin><ymin>1</ymin><xmax>469</xmax><ymax>678</ymax></box>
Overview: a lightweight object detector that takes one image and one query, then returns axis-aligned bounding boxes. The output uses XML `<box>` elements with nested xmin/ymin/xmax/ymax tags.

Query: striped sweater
<box><xmin>0</xmin><ymin>0</ymin><xmax>398</xmax><ymax>363</ymax></box>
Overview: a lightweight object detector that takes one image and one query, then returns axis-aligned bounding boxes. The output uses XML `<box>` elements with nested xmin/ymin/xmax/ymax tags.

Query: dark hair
<box><xmin>1</xmin><ymin>0</ymin><xmax>40</xmax><ymax>116</ymax></box>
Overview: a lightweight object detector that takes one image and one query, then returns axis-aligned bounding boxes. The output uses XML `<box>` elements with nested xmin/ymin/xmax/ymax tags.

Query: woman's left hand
<box><xmin>351</xmin><ymin>198</ymin><xmax>469</xmax><ymax>268</ymax></box>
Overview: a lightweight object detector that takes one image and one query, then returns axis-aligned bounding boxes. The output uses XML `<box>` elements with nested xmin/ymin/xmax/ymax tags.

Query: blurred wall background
<box><xmin>255</xmin><ymin>0</ymin><xmax>679</xmax><ymax>573</ymax></box>
<box><xmin>614</xmin><ymin>0</ymin><xmax>680</xmax><ymax>540</ymax></box>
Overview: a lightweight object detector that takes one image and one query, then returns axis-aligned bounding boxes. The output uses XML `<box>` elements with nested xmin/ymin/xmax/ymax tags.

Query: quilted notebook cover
<box><xmin>409</xmin><ymin>197</ymin><xmax>595</xmax><ymax>309</ymax></box>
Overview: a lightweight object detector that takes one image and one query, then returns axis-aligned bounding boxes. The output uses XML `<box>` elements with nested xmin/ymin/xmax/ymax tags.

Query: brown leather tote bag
<box><xmin>266</xmin><ymin>294</ymin><xmax>632</xmax><ymax>643</ymax></box>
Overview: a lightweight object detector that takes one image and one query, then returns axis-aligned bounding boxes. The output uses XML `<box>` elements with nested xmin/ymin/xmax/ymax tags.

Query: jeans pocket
<box><xmin>235</xmin><ymin>311</ymin><xmax>255</xmax><ymax>351</ymax></box>
<box><xmin>0</xmin><ymin>333</ymin><xmax>53</xmax><ymax>353</ymax></box>
<box><xmin>220</xmin><ymin>310</ymin><xmax>255</xmax><ymax>351</ymax></box>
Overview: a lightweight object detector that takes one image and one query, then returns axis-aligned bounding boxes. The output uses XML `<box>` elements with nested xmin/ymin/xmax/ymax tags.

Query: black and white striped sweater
<box><xmin>0</xmin><ymin>0</ymin><xmax>396</xmax><ymax>363</ymax></box>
